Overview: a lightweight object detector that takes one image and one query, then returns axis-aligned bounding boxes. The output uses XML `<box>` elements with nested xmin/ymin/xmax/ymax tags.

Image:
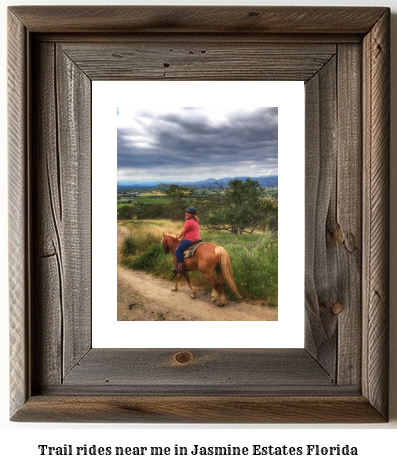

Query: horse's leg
<box><xmin>182</xmin><ymin>272</ymin><xmax>197</xmax><ymax>299</ymax></box>
<box><xmin>216</xmin><ymin>266</ymin><xmax>227</xmax><ymax>306</ymax></box>
<box><xmin>172</xmin><ymin>274</ymin><xmax>181</xmax><ymax>291</ymax></box>
<box><xmin>171</xmin><ymin>253</ymin><xmax>180</xmax><ymax>291</ymax></box>
<box><xmin>201</xmin><ymin>271</ymin><xmax>220</xmax><ymax>304</ymax></box>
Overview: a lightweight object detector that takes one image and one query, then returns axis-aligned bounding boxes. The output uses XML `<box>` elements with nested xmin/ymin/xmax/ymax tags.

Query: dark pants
<box><xmin>176</xmin><ymin>239</ymin><xmax>191</xmax><ymax>264</ymax></box>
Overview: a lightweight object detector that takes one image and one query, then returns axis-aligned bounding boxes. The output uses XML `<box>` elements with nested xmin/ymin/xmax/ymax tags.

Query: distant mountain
<box><xmin>118</xmin><ymin>175</ymin><xmax>278</xmax><ymax>189</ymax></box>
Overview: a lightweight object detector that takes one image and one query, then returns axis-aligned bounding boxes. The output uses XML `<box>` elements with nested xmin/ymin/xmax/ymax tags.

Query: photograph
<box><xmin>116</xmin><ymin>106</ymin><xmax>279</xmax><ymax>322</ymax></box>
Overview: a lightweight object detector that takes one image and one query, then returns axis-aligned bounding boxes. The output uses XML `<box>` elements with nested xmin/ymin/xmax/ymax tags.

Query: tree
<box><xmin>164</xmin><ymin>184</ymin><xmax>195</xmax><ymax>220</ymax></box>
<box><xmin>201</xmin><ymin>178</ymin><xmax>277</xmax><ymax>234</ymax></box>
<box><xmin>117</xmin><ymin>204</ymin><xmax>136</xmax><ymax>220</ymax></box>
<box><xmin>117</xmin><ymin>202</ymin><xmax>169</xmax><ymax>220</ymax></box>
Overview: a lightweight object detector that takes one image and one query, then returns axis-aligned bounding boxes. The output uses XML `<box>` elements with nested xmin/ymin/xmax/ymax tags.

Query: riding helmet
<box><xmin>185</xmin><ymin>206</ymin><xmax>196</xmax><ymax>214</ymax></box>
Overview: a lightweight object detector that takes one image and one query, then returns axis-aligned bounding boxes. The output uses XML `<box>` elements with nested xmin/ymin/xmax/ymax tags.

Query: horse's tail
<box><xmin>215</xmin><ymin>246</ymin><xmax>242</xmax><ymax>299</ymax></box>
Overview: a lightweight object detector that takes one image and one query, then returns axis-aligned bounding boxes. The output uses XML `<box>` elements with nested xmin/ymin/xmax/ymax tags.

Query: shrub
<box><xmin>124</xmin><ymin>243</ymin><xmax>164</xmax><ymax>270</ymax></box>
<box><xmin>120</xmin><ymin>235</ymin><xmax>137</xmax><ymax>256</ymax></box>
<box><xmin>120</xmin><ymin>231</ymin><xmax>159</xmax><ymax>256</ymax></box>
<box><xmin>117</xmin><ymin>204</ymin><xmax>135</xmax><ymax>220</ymax></box>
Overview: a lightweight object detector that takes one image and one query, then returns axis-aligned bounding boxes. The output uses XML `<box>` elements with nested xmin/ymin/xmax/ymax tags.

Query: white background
<box><xmin>1</xmin><ymin>0</ymin><xmax>396</xmax><ymax>470</ymax></box>
<box><xmin>92</xmin><ymin>81</ymin><xmax>305</xmax><ymax>348</ymax></box>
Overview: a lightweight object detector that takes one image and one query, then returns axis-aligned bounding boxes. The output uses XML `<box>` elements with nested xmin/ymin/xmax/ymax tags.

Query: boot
<box><xmin>176</xmin><ymin>262</ymin><xmax>184</xmax><ymax>273</ymax></box>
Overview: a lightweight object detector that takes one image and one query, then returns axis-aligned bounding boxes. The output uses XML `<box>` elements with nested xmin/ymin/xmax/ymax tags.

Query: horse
<box><xmin>161</xmin><ymin>233</ymin><xmax>242</xmax><ymax>306</ymax></box>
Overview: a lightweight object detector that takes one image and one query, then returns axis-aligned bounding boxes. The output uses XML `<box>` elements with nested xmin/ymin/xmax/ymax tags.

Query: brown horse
<box><xmin>161</xmin><ymin>233</ymin><xmax>241</xmax><ymax>306</ymax></box>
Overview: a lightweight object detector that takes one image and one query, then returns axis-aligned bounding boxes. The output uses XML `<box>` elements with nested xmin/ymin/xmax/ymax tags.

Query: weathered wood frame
<box><xmin>8</xmin><ymin>6</ymin><xmax>390</xmax><ymax>423</ymax></box>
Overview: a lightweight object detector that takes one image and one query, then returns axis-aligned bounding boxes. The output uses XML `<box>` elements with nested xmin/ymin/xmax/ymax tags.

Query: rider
<box><xmin>174</xmin><ymin>206</ymin><xmax>201</xmax><ymax>273</ymax></box>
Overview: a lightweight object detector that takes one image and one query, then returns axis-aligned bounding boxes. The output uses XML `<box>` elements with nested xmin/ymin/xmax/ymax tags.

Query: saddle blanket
<box><xmin>183</xmin><ymin>241</ymin><xmax>204</xmax><ymax>259</ymax></box>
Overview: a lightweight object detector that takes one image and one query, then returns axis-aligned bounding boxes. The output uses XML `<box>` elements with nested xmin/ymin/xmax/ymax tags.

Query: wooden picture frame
<box><xmin>8</xmin><ymin>6</ymin><xmax>390</xmax><ymax>423</ymax></box>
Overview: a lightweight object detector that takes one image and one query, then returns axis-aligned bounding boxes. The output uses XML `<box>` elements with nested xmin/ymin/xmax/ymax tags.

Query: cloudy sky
<box><xmin>117</xmin><ymin>107</ymin><xmax>278</xmax><ymax>183</ymax></box>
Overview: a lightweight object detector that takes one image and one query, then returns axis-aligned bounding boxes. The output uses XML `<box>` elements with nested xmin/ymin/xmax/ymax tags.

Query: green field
<box><xmin>118</xmin><ymin>195</ymin><xmax>169</xmax><ymax>205</ymax></box>
<box><xmin>117</xmin><ymin>197</ymin><xmax>171</xmax><ymax>212</ymax></box>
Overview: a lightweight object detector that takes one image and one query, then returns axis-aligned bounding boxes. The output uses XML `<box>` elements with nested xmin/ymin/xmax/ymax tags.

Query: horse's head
<box><xmin>161</xmin><ymin>232</ymin><xmax>171</xmax><ymax>254</ymax></box>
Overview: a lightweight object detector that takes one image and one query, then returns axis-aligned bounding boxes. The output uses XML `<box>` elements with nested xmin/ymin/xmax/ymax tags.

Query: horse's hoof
<box><xmin>172</xmin><ymin>288</ymin><xmax>177</xmax><ymax>292</ymax></box>
<box><xmin>191</xmin><ymin>294</ymin><xmax>197</xmax><ymax>299</ymax></box>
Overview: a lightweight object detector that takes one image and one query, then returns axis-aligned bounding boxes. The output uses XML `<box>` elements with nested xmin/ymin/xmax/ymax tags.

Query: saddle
<box><xmin>183</xmin><ymin>240</ymin><xmax>203</xmax><ymax>259</ymax></box>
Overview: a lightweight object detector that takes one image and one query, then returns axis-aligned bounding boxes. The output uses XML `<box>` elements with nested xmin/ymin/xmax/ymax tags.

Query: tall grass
<box><xmin>120</xmin><ymin>220</ymin><xmax>183</xmax><ymax>280</ymax></box>
<box><xmin>121</xmin><ymin>219</ymin><xmax>184</xmax><ymax>237</ymax></box>
<box><xmin>220</xmin><ymin>232</ymin><xmax>278</xmax><ymax>304</ymax></box>
<box><xmin>119</xmin><ymin>219</ymin><xmax>278</xmax><ymax>305</ymax></box>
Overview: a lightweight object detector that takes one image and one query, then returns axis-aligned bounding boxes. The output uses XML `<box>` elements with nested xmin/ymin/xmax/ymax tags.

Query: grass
<box><xmin>121</xmin><ymin>219</ymin><xmax>182</xmax><ymax>232</ymax></box>
<box><xmin>119</xmin><ymin>220</ymin><xmax>182</xmax><ymax>281</ymax></box>
<box><xmin>117</xmin><ymin>203</ymin><xmax>132</xmax><ymax>210</ymax></box>
<box><xmin>221</xmin><ymin>231</ymin><xmax>278</xmax><ymax>303</ymax></box>
<box><xmin>119</xmin><ymin>219</ymin><xmax>278</xmax><ymax>305</ymax></box>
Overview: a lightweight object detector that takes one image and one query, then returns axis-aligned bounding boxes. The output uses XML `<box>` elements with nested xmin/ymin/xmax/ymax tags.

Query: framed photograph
<box><xmin>8</xmin><ymin>6</ymin><xmax>390</xmax><ymax>423</ymax></box>
<box><xmin>92</xmin><ymin>80</ymin><xmax>305</xmax><ymax>348</ymax></box>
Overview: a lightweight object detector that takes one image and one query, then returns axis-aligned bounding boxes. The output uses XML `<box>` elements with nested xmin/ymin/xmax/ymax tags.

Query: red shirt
<box><xmin>183</xmin><ymin>218</ymin><xmax>201</xmax><ymax>241</ymax></box>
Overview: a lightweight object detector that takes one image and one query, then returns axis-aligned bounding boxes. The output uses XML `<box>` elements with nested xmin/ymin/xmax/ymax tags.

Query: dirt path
<box><xmin>117</xmin><ymin>224</ymin><xmax>278</xmax><ymax>322</ymax></box>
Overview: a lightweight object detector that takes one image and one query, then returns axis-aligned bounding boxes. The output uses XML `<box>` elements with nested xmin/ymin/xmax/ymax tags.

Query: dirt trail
<box><xmin>117</xmin><ymin>224</ymin><xmax>278</xmax><ymax>322</ymax></box>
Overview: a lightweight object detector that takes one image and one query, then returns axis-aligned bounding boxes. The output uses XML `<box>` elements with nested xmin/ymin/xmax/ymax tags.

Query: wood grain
<box><xmin>60</xmin><ymin>42</ymin><xmax>335</xmax><ymax>82</ymax></box>
<box><xmin>32</xmin><ymin>42</ymin><xmax>63</xmax><ymax>387</ymax></box>
<box><xmin>304</xmin><ymin>43</ymin><xmax>363</xmax><ymax>386</ymax></box>
<box><xmin>56</xmin><ymin>44</ymin><xmax>91</xmax><ymax>376</ymax></box>
<box><xmin>335</xmin><ymin>44</ymin><xmax>362</xmax><ymax>386</ymax></box>
<box><xmin>8</xmin><ymin>10</ymin><xmax>29</xmax><ymax>419</ymax></box>
<box><xmin>304</xmin><ymin>56</ymin><xmax>338</xmax><ymax>377</ymax></box>
<box><xmin>32</xmin><ymin>42</ymin><xmax>92</xmax><ymax>387</ymax></box>
<box><xmin>62</xmin><ymin>349</ymin><xmax>333</xmax><ymax>391</ymax></box>
<box><xmin>9</xmin><ymin>6</ymin><xmax>387</xmax><ymax>34</ymax></box>
<box><xmin>12</xmin><ymin>396</ymin><xmax>385</xmax><ymax>424</ymax></box>
<box><xmin>362</xmin><ymin>9</ymin><xmax>390</xmax><ymax>419</ymax></box>
<box><xmin>8</xmin><ymin>6</ymin><xmax>390</xmax><ymax>423</ymax></box>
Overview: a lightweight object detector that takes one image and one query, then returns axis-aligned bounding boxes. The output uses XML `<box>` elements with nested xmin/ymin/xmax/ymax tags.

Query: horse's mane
<box><xmin>161</xmin><ymin>233</ymin><xmax>177</xmax><ymax>245</ymax></box>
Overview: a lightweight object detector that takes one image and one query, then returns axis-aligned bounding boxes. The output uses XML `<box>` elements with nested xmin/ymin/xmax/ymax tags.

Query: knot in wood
<box><xmin>333</xmin><ymin>225</ymin><xmax>344</xmax><ymax>244</ymax></box>
<box><xmin>331</xmin><ymin>302</ymin><xmax>344</xmax><ymax>316</ymax></box>
<box><xmin>174</xmin><ymin>351</ymin><xmax>194</xmax><ymax>365</ymax></box>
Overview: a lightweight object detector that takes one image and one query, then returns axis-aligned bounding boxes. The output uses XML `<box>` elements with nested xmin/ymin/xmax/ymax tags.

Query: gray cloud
<box><xmin>117</xmin><ymin>107</ymin><xmax>277</xmax><ymax>182</ymax></box>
